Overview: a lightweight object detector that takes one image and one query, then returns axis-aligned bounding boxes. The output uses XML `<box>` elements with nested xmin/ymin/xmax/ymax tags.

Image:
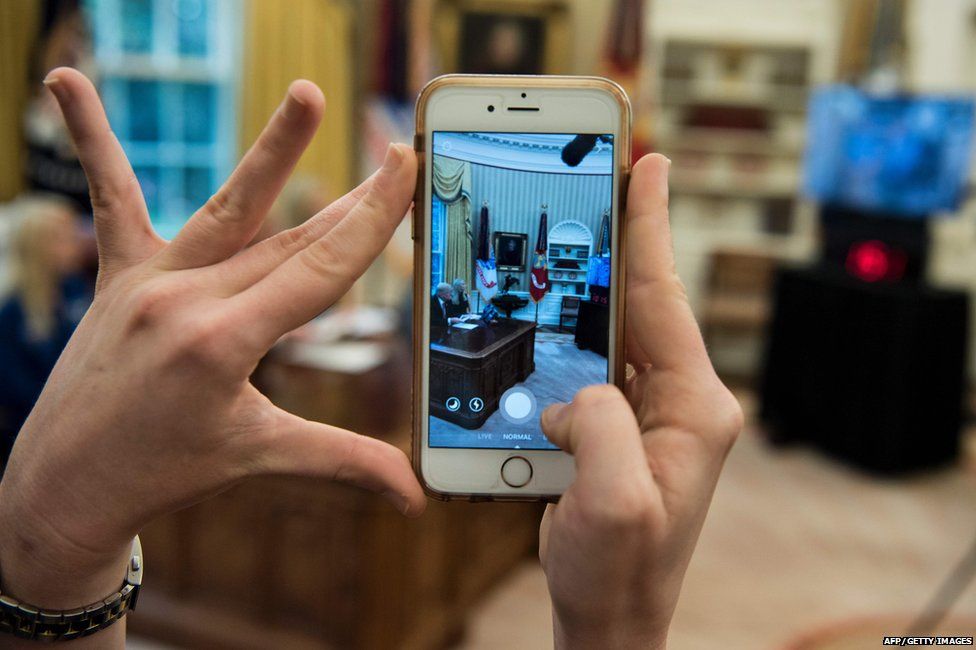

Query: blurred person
<box><xmin>450</xmin><ymin>277</ymin><xmax>470</xmax><ymax>316</ymax></box>
<box><xmin>0</xmin><ymin>69</ymin><xmax>740</xmax><ymax>649</ymax></box>
<box><xmin>24</xmin><ymin>0</ymin><xmax>95</xmax><ymax>212</ymax></box>
<box><xmin>0</xmin><ymin>197</ymin><xmax>88</xmax><ymax>470</ymax></box>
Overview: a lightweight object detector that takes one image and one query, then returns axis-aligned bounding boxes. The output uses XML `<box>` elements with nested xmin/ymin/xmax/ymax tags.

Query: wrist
<box><xmin>0</xmin><ymin>482</ymin><xmax>131</xmax><ymax>609</ymax></box>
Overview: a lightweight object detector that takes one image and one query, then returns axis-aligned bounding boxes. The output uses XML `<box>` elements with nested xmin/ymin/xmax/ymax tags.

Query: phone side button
<box><xmin>500</xmin><ymin>456</ymin><xmax>533</xmax><ymax>488</ymax></box>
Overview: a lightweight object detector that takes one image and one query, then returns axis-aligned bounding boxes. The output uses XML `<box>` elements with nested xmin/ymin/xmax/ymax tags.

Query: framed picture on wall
<box><xmin>434</xmin><ymin>0</ymin><xmax>571</xmax><ymax>75</ymax></box>
<box><xmin>460</xmin><ymin>12</ymin><xmax>544</xmax><ymax>74</ymax></box>
<box><xmin>494</xmin><ymin>231</ymin><xmax>528</xmax><ymax>272</ymax></box>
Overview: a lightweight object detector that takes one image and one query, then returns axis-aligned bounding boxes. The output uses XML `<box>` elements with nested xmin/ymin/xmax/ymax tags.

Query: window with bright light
<box><xmin>431</xmin><ymin>196</ymin><xmax>446</xmax><ymax>288</ymax></box>
<box><xmin>87</xmin><ymin>0</ymin><xmax>239</xmax><ymax>239</ymax></box>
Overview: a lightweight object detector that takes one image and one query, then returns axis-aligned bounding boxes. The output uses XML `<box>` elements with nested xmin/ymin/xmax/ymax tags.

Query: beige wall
<box><xmin>906</xmin><ymin>0</ymin><xmax>976</xmax><ymax>93</ymax></box>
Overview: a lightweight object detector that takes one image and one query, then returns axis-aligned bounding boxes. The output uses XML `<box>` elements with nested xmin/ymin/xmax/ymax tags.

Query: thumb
<box><xmin>540</xmin><ymin>385</ymin><xmax>652</xmax><ymax>499</ymax></box>
<box><xmin>258</xmin><ymin>410</ymin><xmax>426</xmax><ymax>517</ymax></box>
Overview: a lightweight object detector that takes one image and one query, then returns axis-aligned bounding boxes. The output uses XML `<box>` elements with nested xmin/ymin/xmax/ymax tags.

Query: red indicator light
<box><xmin>845</xmin><ymin>240</ymin><xmax>907</xmax><ymax>282</ymax></box>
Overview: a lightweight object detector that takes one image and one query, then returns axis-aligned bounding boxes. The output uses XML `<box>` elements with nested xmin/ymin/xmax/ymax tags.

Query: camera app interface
<box><xmin>428</xmin><ymin>131</ymin><xmax>614</xmax><ymax>449</ymax></box>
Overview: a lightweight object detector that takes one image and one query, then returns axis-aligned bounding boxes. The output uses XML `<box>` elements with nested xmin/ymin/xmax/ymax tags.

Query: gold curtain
<box><xmin>0</xmin><ymin>1</ymin><xmax>41</xmax><ymax>202</ymax></box>
<box><xmin>445</xmin><ymin>198</ymin><xmax>472</xmax><ymax>290</ymax></box>
<box><xmin>432</xmin><ymin>156</ymin><xmax>473</xmax><ymax>289</ymax></box>
<box><xmin>242</xmin><ymin>0</ymin><xmax>354</xmax><ymax>195</ymax></box>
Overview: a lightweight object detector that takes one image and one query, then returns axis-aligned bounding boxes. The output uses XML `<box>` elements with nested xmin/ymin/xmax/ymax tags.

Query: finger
<box><xmin>541</xmin><ymin>385</ymin><xmax>655</xmax><ymax>499</ymax></box>
<box><xmin>214</xmin><ymin>171</ymin><xmax>377</xmax><ymax>294</ymax></box>
<box><xmin>234</xmin><ymin>143</ymin><xmax>417</xmax><ymax>342</ymax></box>
<box><xmin>43</xmin><ymin>67</ymin><xmax>159</xmax><ymax>268</ymax></box>
<box><xmin>258</xmin><ymin>410</ymin><xmax>426</xmax><ymax>517</ymax></box>
<box><xmin>625</xmin><ymin>153</ymin><xmax>710</xmax><ymax>371</ymax></box>
<box><xmin>164</xmin><ymin>80</ymin><xmax>325</xmax><ymax>269</ymax></box>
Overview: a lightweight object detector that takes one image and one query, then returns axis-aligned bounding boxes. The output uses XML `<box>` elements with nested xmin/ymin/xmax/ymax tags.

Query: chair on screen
<box><xmin>559</xmin><ymin>296</ymin><xmax>580</xmax><ymax>333</ymax></box>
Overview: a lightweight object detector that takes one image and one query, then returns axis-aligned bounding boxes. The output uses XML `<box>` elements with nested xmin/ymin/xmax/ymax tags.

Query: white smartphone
<box><xmin>412</xmin><ymin>75</ymin><xmax>631</xmax><ymax>501</ymax></box>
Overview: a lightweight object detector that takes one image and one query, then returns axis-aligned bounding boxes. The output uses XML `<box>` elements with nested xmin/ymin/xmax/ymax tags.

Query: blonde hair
<box><xmin>451</xmin><ymin>278</ymin><xmax>466</xmax><ymax>305</ymax></box>
<box><xmin>8</xmin><ymin>197</ymin><xmax>77</xmax><ymax>339</ymax></box>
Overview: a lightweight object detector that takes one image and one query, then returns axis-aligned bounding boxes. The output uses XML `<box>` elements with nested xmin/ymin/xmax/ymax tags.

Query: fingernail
<box><xmin>664</xmin><ymin>156</ymin><xmax>672</xmax><ymax>168</ymax></box>
<box><xmin>281</xmin><ymin>95</ymin><xmax>299</xmax><ymax>120</ymax></box>
<box><xmin>42</xmin><ymin>74</ymin><xmax>64</xmax><ymax>100</ymax></box>
<box><xmin>542</xmin><ymin>403</ymin><xmax>569</xmax><ymax>429</ymax></box>
<box><xmin>382</xmin><ymin>489</ymin><xmax>411</xmax><ymax>516</ymax></box>
<box><xmin>382</xmin><ymin>143</ymin><xmax>404</xmax><ymax>172</ymax></box>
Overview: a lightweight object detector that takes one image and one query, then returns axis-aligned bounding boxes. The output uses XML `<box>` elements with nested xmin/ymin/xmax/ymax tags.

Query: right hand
<box><xmin>539</xmin><ymin>154</ymin><xmax>743</xmax><ymax>649</ymax></box>
<box><xmin>0</xmin><ymin>68</ymin><xmax>425</xmax><ymax>621</ymax></box>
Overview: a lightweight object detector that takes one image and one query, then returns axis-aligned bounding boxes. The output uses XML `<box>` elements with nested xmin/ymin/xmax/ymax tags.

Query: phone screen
<box><xmin>427</xmin><ymin>131</ymin><xmax>615</xmax><ymax>450</ymax></box>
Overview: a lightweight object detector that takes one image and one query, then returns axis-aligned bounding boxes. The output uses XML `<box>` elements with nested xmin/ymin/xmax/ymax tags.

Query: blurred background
<box><xmin>1</xmin><ymin>0</ymin><xmax>976</xmax><ymax>648</ymax></box>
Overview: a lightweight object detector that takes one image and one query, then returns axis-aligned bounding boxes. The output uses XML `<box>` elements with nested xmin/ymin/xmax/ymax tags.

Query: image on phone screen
<box><xmin>428</xmin><ymin>131</ymin><xmax>614</xmax><ymax>450</ymax></box>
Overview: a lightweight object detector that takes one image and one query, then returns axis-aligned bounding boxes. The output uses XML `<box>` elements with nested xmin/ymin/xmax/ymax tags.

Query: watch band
<box><xmin>0</xmin><ymin>536</ymin><xmax>142</xmax><ymax>642</ymax></box>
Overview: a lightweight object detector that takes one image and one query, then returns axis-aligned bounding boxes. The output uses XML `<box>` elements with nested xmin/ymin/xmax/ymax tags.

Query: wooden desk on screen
<box><xmin>430</xmin><ymin>319</ymin><xmax>536</xmax><ymax>429</ymax></box>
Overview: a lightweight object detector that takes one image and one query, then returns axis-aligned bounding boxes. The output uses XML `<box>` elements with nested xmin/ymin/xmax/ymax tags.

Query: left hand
<box><xmin>0</xmin><ymin>67</ymin><xmax>425</xmax><ymax>630</ymax></box>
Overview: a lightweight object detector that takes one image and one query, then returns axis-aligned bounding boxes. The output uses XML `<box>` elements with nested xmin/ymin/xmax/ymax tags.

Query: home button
<box><xmin>500</xmin><ymin>456</ymin><xmax>533</xmax><ymax>488</ymax></box>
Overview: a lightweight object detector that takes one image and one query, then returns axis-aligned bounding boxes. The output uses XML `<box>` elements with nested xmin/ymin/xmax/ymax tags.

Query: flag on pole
<box><xmin>474</xmin><ymin>202</ymin><xmax>498</xmax><ymax>302</ymax></box>
<box><xmin>596</xmin><ymin>209</ymin><xmax>610</xmax><ymax>256</ymax></box>
<box><xmin>529</xmin><ymin>205</ymin><xmax>549</xmax><ymax>303</ymax></box>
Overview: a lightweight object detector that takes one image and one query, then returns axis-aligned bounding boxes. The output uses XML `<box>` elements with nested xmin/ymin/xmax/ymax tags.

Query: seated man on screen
<box><xmin>431</xmin><ymin>282</ymin><xmax>461</xmax><ymax>328</ymax></box>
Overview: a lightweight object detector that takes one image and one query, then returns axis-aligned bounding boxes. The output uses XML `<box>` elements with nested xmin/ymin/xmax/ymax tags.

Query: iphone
<box><xmin>412</xmin><ymin>75</ymin><xmax>631</xmax><ymax>500</ymax></box>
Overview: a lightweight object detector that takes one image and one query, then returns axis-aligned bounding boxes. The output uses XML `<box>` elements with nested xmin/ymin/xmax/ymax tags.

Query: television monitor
<box><xmin>804</xmin><ymin>85</ymin><xmax>975</xmax><ymax>217</ymax></box>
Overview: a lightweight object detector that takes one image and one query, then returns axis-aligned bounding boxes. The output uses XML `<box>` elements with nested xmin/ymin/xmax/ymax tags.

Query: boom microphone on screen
<box><xmin>561</xmin><ymin>134</ymin><xmax>613</xmax><ymax>167</ymax></box>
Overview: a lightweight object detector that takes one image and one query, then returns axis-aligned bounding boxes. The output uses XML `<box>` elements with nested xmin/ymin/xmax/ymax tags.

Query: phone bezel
<box><xmin>413</xmin><ymin>75</ymin><xmax>631</xmax><ymax>500</ymax></box>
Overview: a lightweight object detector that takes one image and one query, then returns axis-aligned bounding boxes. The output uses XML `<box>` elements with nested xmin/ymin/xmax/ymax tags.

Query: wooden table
<box><xmin>429</xmin><ymin>319</ymin><xmax>536</xmax><ymax>429</ymax></box>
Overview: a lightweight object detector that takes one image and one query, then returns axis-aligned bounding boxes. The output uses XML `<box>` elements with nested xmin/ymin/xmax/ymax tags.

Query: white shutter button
<box><xmin>500</xmin><ymin>456</ymin><xmax>533</xmax><ymax>488</ymax></box>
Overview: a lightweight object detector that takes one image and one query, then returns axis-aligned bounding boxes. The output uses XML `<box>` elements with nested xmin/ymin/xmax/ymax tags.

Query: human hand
<box><xmin>539</xmin><ymin>154</ymin><xmax>743</xmax><ymax>649</ymax></box>
<box><xmin>0</xmin><ymin>68</ymin><xmax>425</xmax><ymax>625</ymax></box>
